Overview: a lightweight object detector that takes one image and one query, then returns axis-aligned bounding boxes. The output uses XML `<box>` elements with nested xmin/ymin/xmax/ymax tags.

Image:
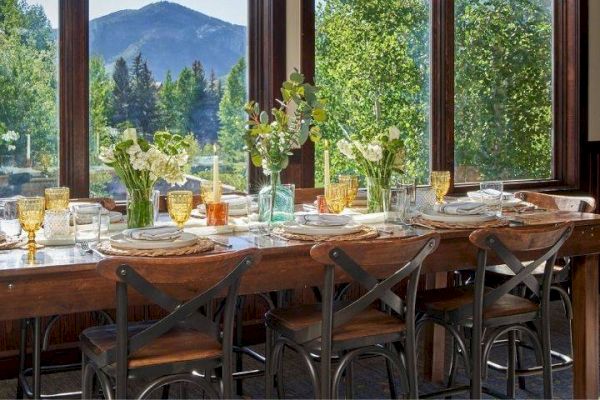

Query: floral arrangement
<box><xmin>244</xmin><ymin>69</ymin><xmax>327</xmax><ymax>176</ymax></box>
<box><xmin>99</xmin><ymin>128</ymin><xmax>191</xmax><ymax>227</ymax></box>
<box><xmin>0</xmin><ymin>129</ymin><xmax>19</xmax><ymax>152</ymax></box>
<box><xmin>337</xmin><ymin>124</ymin><xmax>405</xmax><ymax>212</ymax></box>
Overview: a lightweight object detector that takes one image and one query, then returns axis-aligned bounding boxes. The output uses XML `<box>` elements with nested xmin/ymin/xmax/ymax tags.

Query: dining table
<box><xmin>0</xmin><ymin>209</ymin><xmax>598</xmax><ymax>399</ymax></box>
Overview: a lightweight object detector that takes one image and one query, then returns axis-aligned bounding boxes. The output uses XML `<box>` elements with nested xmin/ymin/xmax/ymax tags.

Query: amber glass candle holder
<box><xmin>44</xmin><ymin>187</ymin><xmax>70</xmax><ymax>210</ymax></box>
<box><xmin>206</xmin><ymin>202</ymin><xmax>229</xmax><ymax>226</ymax></box>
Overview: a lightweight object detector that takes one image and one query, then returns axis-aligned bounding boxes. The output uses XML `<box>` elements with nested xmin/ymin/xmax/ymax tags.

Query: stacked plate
<box><xmin>420</xmin><ymin>201</ymin><xmax>497</xmax><ymax>224</ymax></box>
<box><xmin>109</xmin><ymin>226</ymin><xmax>198</xmax><ymax>250</ymax></box>
<box><xmin>283</xmin><ymin>213</ymin><xmax>363</xmax><ymax>236</ymax></box>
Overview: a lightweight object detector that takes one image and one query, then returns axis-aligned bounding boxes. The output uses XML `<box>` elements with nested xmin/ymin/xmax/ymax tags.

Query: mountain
<box><xmin>89</xmin><ymin>2</ymin><xmax>247</xmax><ymax>81</ymax></box>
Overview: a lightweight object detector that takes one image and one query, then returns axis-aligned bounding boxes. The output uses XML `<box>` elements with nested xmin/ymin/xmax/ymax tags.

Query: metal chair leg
<box><xmin>507</xmin><ymin>331</ymin><xmax>517</xmax><ymax>398</ymax></box>
<box><xmin>385</xmin><ymin>344</ymin><xmax>398</xmax><ymax>399</ymax></box>
<box><xmin>541</xmin><ymin>319</ymin><xmax>554</xmax><ymax>398</ymax></box>
<box><xmin>33</xmin><ymin>317</ymin><xmax>41</xmax><ymax>400</ymax></box>
<box><xmin>265</xmin><ymin>327</ymin><xmax>275</xmax><ymax>399</ymax></box>
<box><xmin>344</xmin><ymin>356</ymin><xmax>354</xmax><ymax>399</ymax></box>
<box><xmin>16</xmin><ymin>319</ymin><xmax>28</xmax><ymax>400</ymax></box>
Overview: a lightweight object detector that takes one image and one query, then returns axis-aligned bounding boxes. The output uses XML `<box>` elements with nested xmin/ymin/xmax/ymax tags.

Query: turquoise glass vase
<box><xmin>258</xmin><ymin>172</ymin><xmax>295</xmax><ymax>224</ymax></box>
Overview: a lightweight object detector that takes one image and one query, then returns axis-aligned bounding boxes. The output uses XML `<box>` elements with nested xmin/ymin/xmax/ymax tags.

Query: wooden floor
<box><xmin>0</xmin><ymin>303</ymin><xmax>590</xmax><ymax>399</ymax></box>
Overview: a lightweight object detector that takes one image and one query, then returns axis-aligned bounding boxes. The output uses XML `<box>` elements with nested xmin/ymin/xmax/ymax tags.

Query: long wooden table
<box><xmin>0</xmin><ymin>210</ymin><xmax>599</xmax><ymax>398</ymax></box>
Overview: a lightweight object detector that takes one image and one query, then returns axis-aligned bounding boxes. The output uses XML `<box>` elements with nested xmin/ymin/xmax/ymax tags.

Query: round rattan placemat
<box><xmin>412</xmin><ymin>216</ymin><xmax>509</xmax><ymax>230</ymax></box>
<box><xmin>0</xmin><ymin>236</ymin><xmax>27</xmax><ymax>250</ymax></box>
<box><xmin>271</xmin><ymin>226</ymin><xmax>379</xmax><ymax>242</ymax></box>
<box><xmin>96</xmin><ymin>238</ymin><xmax>215</xmax><ymax>257</ymax></box>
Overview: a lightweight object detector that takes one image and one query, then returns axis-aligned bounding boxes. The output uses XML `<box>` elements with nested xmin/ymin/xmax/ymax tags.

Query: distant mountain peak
<box><xmin>90</xmin><ymin>1</ymin><xmax>247</xmax><ymax>81</ymax></box>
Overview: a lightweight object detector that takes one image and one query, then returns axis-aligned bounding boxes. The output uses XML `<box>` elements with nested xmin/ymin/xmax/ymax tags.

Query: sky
<box><xmin>25</xmin><ymin>0</ymin><xmax>248</xmax><ymax>28</ymax></box>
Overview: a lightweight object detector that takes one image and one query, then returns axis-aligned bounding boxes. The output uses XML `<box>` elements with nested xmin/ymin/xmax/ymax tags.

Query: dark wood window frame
<box><xmin>301</xmin><ymin>0</ymin><xmax>583</xmax><ymax>194</ymax></box>
<box><xmin>58</xmin><ymin>0</ymin><xmax>288</xmax><ymax>196</ymax></box>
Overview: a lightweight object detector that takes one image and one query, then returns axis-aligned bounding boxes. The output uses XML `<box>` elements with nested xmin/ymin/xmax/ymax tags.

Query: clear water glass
<box><xmin>72</xmin><ymin>204</ymin><xmax>101</xmax><ymax>243</ymax></box>
<box><xmin>152</xmin><ymin>189</ymin><xmax>161</xmax><ymax>223</ymax></box>
<box><xmin>382</xmin><ymin>187</ymin><xmax>410</xmax><ymax>224</ymax></box>
<box><xmin>479</xmin><ymin>181</ymin><xmax>504</xmax><ymax>216</ymax></box>
<box><xmin>0</xmin><ymin>198</ymin><xmax>22</xmax><ymax>237</ymax></box>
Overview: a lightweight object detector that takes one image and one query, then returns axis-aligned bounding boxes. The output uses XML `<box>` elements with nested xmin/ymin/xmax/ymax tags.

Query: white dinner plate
<box><xmin>109</xmin><ymin>211</ymin><xmax>124</xmax><ymax>223</ymax></box>
<box><xmin>419</xmin><ymin>209</ymin><xmax>497</xmax><ymax>223</ymax></box>
<box><xmin>109</xmin><ymin>232</ymin><xmax>199</xmax><ymax>250</ymax></box>
<box><xmin>196</xmin><ymin>205</ymin><xmax>248</xmax><ymax>217</ymax></box>
<box><xmin>281</xmin><ymin>221</ymin><xmax>363</xmax><ymax>236</ymax></box>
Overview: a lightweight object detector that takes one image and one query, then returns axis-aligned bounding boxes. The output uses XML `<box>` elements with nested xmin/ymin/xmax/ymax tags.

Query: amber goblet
<box><xmin>167</xmin><ymin>191</ymin><xmax>193</xmax><ymax>229</ymax></box>
<box><xmin>17</xmin><ymin>197</ymin><xmax>45</xmax><ymax>251</ymax></box>
<box><xmin>431</xmin><ymin>171</ymin><xmax>451</xmax><ymax>204</ymax></box>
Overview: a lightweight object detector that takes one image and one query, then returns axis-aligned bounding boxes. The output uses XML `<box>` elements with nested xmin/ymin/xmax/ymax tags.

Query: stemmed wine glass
<box><xmin>431</xmin><ymin>171</ymin><xmax>451</xmax><ymax>204</ymax></box>
<box><xmin>339</xmin><ymin>175</ymin><xmax>359</xmax><ymax>208</ymax></box>
<box><xmin>17</xmin><ymin>197</ymin><xmax>45</xmax><ymax>252</ymax></box>
<box><xmin>167</xmin><ymin>191</ymin><xmax>193</xmax><ymax>229</ymax></box>
<box><xmin>325</xmin><ymin>183</ymin><xmax>347</xmax><ymax>214</ymax></box>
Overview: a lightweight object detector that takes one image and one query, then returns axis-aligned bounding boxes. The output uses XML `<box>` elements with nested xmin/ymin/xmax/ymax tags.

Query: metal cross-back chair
<box><xmin>416</xmin><ymin>222</ymin><xmax>574</xmax><ymax>399</ymax></box>
<box><xmin>265</xmin><ymin>233</ymin><xmax>440</xmax><ymax>399</ymax></box>
<box><xmin>80</xmin><ymin>248</ymin><xmax>261</xmax><ymax>400</ymax></box>
<box><xmin>483</xmin><ymin>191</ymin><xmax>595</xmax><ymax>390</ymax></box>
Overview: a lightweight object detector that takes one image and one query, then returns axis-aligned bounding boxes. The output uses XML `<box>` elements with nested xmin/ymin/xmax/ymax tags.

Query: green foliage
<box><xmin>315</xmin><ymin>0</ymin><xmax>430</xmax><ymax>185</ymax></box>
<box><xmin>0</xmin><ymin>0</ymin><xmax>58</xmax><ymax>173</ymax></box>
<box><xmin>218</xmin><ymin>58</ymin><xmax>247</xmax><ymax>163</ymax></box>
<box><xmin>454</xmin><ymin>0</ymin><xmax>552</xmax><ymax>182</ymax></box>
<box><xmin>90</xmin><ymin>55</ymin><xmax>113</xmax><ymax>159</ymax></box>
<box><xmin>129</xmin><ymin>53</ymin><xmax>159</xmax><ymax>136</ymax></box>
<box><xmin>111</xmin><ymin>57</ymin><xmax>131</xmax><ymax>126</ymax></box>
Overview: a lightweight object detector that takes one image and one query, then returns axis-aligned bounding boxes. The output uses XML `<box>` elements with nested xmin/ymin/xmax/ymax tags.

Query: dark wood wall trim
<box><xmin>59</xmin><ymin>0</ymin><xmax>89</xmax><ymax>198</ymax></box>
<box><xmin>247</xmin><ymin>0</ymin><xmax>287</xmax><ymax>191</ymax></box>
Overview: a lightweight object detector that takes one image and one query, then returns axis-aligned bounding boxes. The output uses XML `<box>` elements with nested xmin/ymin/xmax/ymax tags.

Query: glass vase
<box><xmin>126</xmin><ymin>188</ymin><xmax>155</xmax><ymax>229</ymax></box>
<box><xmin>366</xmin><ymin>176</ymin><xmax>390</xmax><ymax>213</ymax></box>
<box><xmin>258</xmin><ymin>172</ymin><xmax>295</xmax><ymax>225</ymax></box>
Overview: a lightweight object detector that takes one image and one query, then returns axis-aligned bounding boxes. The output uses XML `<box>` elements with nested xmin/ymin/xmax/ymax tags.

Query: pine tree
<box><xmin>174</xmin><ymin>67</ymin><xmax>196</xmax><ymax>134</ymax></box>
<box><xmin>111</xmin><ymin>57</ymin><xmax>130</xmax><ymax>126</ymax></box>
<box><xmin>157</xmin><ymin>70</ymin><xmax>181</xmax><ymax>132</ymax></box>
<box><xmin>129</xmin><ymin>52</ymin><xmax>158</xmax><ymax>136</ymax></box>
<box><xmin>90</xmin><ymin>55</ymin><xmax>113</xmax><ymax>153</ymax></box>
<box><xmin>194</xmin><ymin>68</ymin><xmax>222</xmax><ymax>142</ymax></box>
<box><xmin>218</xmin><ymin>58</ymin><xmax>247</xmax><ymax>163</ymax></box>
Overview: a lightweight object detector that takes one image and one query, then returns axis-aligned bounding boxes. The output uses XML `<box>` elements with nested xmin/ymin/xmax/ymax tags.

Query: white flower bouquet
<box><xmin>99</xmin><ymin>128</ymin><xmax>191</xmax><ymax>228</ymax></box>
<box><xmin>0</xmin><ymin>130</ymin><xmax>19</xmax><ymax>152</ymax></box>
<box><xmin>337</xmin><ymin>125</ymin><xmax>404</xmax><ymax>212</ymax></box>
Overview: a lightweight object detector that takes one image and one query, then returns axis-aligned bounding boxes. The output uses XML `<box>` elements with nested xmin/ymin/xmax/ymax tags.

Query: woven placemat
<box><xmin>411</xmin><ymin>216</ymin><xmax>509</xmax><ymax>230</ymax></box>
<box><xmin>271</xmin><ymin>226</ymin><xmax>379</xmax><ymax>242</ymax></box>
<box><xmin>96</xmin><ymin>238</ymin><xmax>215</xmax><ymax>257</ymax></box>
<box><xmin>0</xmin><ymin>236</ymin><xmax>27</xmax><ymax>250</ymax></box>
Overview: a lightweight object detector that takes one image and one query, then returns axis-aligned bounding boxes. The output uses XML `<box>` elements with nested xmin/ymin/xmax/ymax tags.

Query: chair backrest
<box><xmin>301</xmin><ymin>233</ymin><xmax>440</xmax><ymax>343</ymax></box>
<box><xmin>515</xmin><ymin>191</ymin><xmax>596</xmax><ymax>213</ymax></box>
<box><xmin>467</xmin><ymin>223</ymin><xmax>573</xmax><ymax>320</ymax></box>
<box><xmin>95</xmin><ymin>248</ymin><xmax>260</xmax><ymax>374</ymax></box>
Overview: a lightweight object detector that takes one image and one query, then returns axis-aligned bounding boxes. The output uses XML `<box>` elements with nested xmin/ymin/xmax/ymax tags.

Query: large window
<box><xmin>88</xmin><ymin>1</ymin><xmax>248</xmax><ymax>199</ymax></box>
<box><xmin>0</xmin><ymin>0</ymin><xmax>58</xmax><ymax>197</ymax></box>
<box><xmin>314</xmin><ymin>0</ymin><xmax>431</xmax><ymax>186</ymax></box>
<box><xmin>454</xmin><ymin>0</ymin><xmax>554</xmax><ymax>183</ymax></box>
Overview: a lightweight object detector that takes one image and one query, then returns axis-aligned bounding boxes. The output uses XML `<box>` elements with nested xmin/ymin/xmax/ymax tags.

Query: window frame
<box><xmin>303</xmin><ymin>0</ymin><xmax>582</xmax><ymax>194</ymax></box>
<box><xmin>57</xmin><ymin>0</ymin><xmax>279</xmax><ymax>196</ymax></box>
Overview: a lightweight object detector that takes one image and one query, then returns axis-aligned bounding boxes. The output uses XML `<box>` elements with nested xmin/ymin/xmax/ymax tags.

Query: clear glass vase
<box><xmin>366</xmin><ymin>176</ymin><xmax>390</xmax><ymax>213</ymax></box>
<box><xmin>126</xmin><ymin>188</ymin><xmax>155</xmax><ymax>229</ymax></box>
<box><xmin>258</xmin><ymin>172</ymin><xmax>295</xmax><ymax>225</ymax></box>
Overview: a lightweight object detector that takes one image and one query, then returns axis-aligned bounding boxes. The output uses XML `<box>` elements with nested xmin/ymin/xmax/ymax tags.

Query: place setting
<box><xmin>271</xmin><ymin>212</ymin><xmax>378</xmax><ymax>242</ymax></box>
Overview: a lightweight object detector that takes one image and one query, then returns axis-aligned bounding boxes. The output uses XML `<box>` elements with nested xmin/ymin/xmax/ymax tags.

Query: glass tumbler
<box><xmin>382</xmin><ymin>187</ymin><xmax>410</xmax><ymax>224</ymax></box>
<box><xmin>206</xmin><ymin>202</ymin><xmax>229</xmax><ymax>226</ymax></box>
<box><xmin>325</xmin><ymin>183</ymin><xmax>348</xmax><ymax>214</ymax></box>
<box><xmin>72</xmin><ymin>204</ymin><xmax>101</xmax><ymax>243</ymax></box>
<box><xmin>479</xmin><ymin>181</ymin><xmax>504</xmax><ymax>216</ymax></box>
<box><xmin>44</xmin><ymin>187</ymin><xmax>70</xmax><ymax>210</ymax></box>
<box><xmin>0</xmin><ymin>198</ymin><xmax>22</xmax><ymax>237</ymax></box>
<box><xmin>43</xmin><ymin>209</ymin><xmax>71</xmax><ymax>240</ymax></box>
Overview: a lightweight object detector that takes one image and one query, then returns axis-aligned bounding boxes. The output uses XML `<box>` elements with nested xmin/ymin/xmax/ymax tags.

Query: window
<box><xmin>454</xmin><ymin>0</ymin><xmax>554</xmax><ymax>183</ymax></box>
<box><xmin>0</xmin><ymin>0</ymin><xmax>59</xmax><ymax>197</ymax></box>
<box><xmin>314</xmin><ymin>0</ymin><xmax>431</xmax><ymax>186</ymax></box>
<box><xmin>88</xmin><ymin>1</ymin><xmax>248</xmax><ymax>199</ymax></box>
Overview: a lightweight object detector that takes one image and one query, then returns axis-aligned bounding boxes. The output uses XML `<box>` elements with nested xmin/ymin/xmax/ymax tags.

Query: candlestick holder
<box><xmin>206</xmin><ymin>202</ymin><xmax>229</xmax><ymax>226</ymax></box>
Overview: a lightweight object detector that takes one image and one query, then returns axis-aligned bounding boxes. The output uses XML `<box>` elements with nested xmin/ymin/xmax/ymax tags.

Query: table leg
<box><xmin>33</xmin><ymin>317</ymin><xmax>41</xmax><ymax>400</ymax></box>
<box><xmin>422</xmin><ymin>272</ymin><xmax>447</xmax><ymax>383</ymax></box>
<box><xmin>571</xmin><ymin>255</ymin><xmax>599</xmax><ymax>399</ymax></box>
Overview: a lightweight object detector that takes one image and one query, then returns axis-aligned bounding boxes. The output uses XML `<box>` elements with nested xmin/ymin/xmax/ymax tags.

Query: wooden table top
<box><xmin>1</xmin><ymin>210</ymin><xmax>600</xmax><ymax>280</ymax></box>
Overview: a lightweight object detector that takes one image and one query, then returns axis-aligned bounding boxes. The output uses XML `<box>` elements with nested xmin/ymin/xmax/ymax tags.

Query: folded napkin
<box><xmin>435</xmin><ymin>201</ymin><xmax>488</xmax><ymax>215</ymax></box>
<box><xmin>351</xmin><ymin>212</ymin><xmax>386</xmax><ymax>225</ymax></box>
<box><xmin>295</xmin><ymin>213</ymin><xmax>352</xmax><ymax>227</ymax></box>
<box><xmin>123</xmin><ymin>226</ymin><xmax>183</xmax><ymax>241</ymax></box>
<box><xmin>467</xmin><ymin>190</ymin><xmax>514</xmax><ymax>201</ymax></box>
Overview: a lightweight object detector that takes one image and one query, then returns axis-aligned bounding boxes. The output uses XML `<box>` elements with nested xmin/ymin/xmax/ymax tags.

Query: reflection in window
<box><xmin>454</xmin><ymin>0</ymin><xmax>553</xmax><ymax>183</ymax></box>
<box><xmin>0</xmin><ymin>0</ymin><xmax>58</xmax><ymax>196</ymax></box>
<box><xmin>89</xmin><ymin>1</ymin><xmax>248</xmax><ymax>199</ymax></box>
<box><xmin>315</xmin><ymin>0</ymin><xmax>431</xmax><ymax>186</ymax></box>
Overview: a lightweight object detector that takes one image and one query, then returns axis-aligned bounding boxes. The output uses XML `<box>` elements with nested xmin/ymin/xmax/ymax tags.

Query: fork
<box><xmin>78</xmin><ymin>241</ymin><xmax>92</xmax><ymax>255</ymax></box>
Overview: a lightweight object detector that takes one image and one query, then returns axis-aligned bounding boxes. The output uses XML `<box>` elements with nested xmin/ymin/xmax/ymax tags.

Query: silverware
<box><xmin>78</xmin><ymin>241</ymin><xmax>92</xmax><ymax>255</ymax></box>
<box><xmin>209</xmin><ymin>238</ymin><xmax>233</xmax><ymax>248</ymax></box>
<box><xmin>267</xmin><ymin>232</ymin><xmax>290</xmax><ymax>242</ymax></box>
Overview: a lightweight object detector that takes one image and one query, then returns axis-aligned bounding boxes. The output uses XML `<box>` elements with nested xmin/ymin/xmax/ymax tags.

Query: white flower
<box><xmin>98</xmin><ymin>146</ymin><xmax>116</xmax><ymax>163</ymax></box>
<box><xmin>7</xmin><ymin>144</ymin><xmax>15</xmax><ymax>151</ymax></box>
<box><xmin>337</xmin><ymin>139</ymin><xmax>355</xmax><ymax>160</ymax></box>
<box><xmin>122</xmin><ymin>128</ymin><xmax>137</xmax><ymax>143</ymax></box>
<box><xmin>388</xmin><ymin>126</ymin><xmax>400</xmax><ymax>141</ymax></box>
<box><xmin>364</xmin><ymin>143</ymin><xmax>383</xmax><ymax>162</ymax></box>
<box><xmin>2</xmin><ymin>130</ymin><xmax>19</xmax><ymax>142</ymax></box>
<box><xmin>126</xmin><ymin>143</ymin><xmax>142</xmax><ymax>156</ymax></box>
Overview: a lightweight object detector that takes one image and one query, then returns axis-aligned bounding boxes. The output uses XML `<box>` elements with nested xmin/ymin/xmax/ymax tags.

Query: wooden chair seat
<box><xmin>417</xmin><ymin>285</ymin><xmax>539</xmax><ymax>320</ymax></box>
<box><xmin>81</xmin><ymin>322</ymin><xmax>222</xmax><ymax>369</ymax></box>
<box><xmin>266</xmin><ymin>304</ymin><xmax>405</xmax><ymax>349</ymax></box>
